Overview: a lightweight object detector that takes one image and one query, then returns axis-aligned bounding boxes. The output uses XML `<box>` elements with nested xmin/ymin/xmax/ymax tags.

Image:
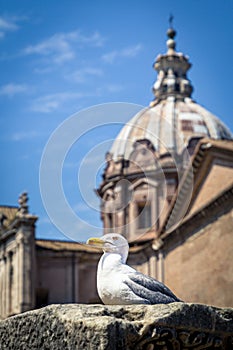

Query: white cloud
<box><xmin>105</xmin><ymin>84</ymin><xmax>124</xmax><ymax>93</ymax></box>
<box><xmin>102</xmin><ymin>44</ymin><xmax>143</xmax><ymax>64</ymax></box>
<box><xmin>70</xmin><ymin>67</ymin><xmax>103</xmax><ymax>83</ymax></box>
<box><xmin>74</xmin><ymin>31</ymin><xmax>105</xmax><ymax>47</ymax></box>
<box><xmin>0</xmin><ymin>16</ymin><xmax>19</xmax><ymax>38</ymax></box>
<box><xmin>11</xmin><ymin>130</ymin><xmax>41</xmax><ymax>141</ymax></box>
<box><xmin>102</xmin><ymin>51</ymin><xmax>117</xmax><ymax>64</ymax></box>
<box><xmin>23</xmin><ymin>30</ymin><xmax>105</xmax><ymax>65</ymax></box>
<box><xmin>95</xmin><ymin>83</ymin><xmax>124</xmax><ymax>96</ymax></box>
<box><xmin>24</xmin><ymin>33</ymin><xmax>74</xmax><ymax>64</ymax></box>
<box><xmin>121</xmin><ymin>44</ymin><xmax>143</xmax><ymax>57</ymax></box>
<box><xmin>0</xmin><ymin>83</ymin><xmax>29</xmax><ymax>97</ymax></box>
<box><xmin>30</xmin><ymin>91</ymin><xmax>87</xmax><ymax>113</ymax></box>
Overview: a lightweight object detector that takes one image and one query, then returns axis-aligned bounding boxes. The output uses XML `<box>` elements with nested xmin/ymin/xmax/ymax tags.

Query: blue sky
<box><xmin>1</xmin><ymin>0</ymin><xmax>233</xmax><ymax>242</ymax></box>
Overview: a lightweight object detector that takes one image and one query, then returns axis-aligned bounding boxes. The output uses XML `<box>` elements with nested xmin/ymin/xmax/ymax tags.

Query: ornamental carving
<box><xmin>17</xmin><ymin>192</ymin><xmax>29</xmax><ymax>215</ymax></box>
<box><xmin>135</xmin><ymin>326</ymin><xmax>231</xmax><ymax>350</ymax></box>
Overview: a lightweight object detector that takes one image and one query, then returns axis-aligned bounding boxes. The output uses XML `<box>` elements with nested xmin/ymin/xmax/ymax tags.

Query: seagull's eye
<box><xmin>112</xmin><ymin>236</ymin><xmax>118</xmax><ymax>241</ymax></box>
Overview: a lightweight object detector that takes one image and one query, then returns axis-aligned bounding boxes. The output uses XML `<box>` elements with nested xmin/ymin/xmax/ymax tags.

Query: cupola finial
<box><xmin>166</xmin><ymin>15</ymin><xmax>177</xmax><ymax>53</ymax></box>
<box><xmin>151</xmin><ymin>19</ymin><xmax>193</xmax><ymax>106</ymax></box>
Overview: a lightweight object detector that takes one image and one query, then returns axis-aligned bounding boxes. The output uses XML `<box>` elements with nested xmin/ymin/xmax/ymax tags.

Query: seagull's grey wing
<box><xmin>125</xmin><ymin>272</ymin><xmax>181</xmax><ymax>304</ymax></box>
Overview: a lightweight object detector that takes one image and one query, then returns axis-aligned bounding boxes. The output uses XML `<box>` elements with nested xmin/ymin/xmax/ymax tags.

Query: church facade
<box><xmin>1</xmin><ymin>26</ymin><xmax>233</xmax><ymax>319</ymax></box>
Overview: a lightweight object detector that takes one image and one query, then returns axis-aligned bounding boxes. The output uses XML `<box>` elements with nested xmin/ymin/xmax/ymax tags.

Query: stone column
<box><xmin>5</xmin><ymin>251</ymin><xmax>11</xmax><ymax>316</ymax></box>
<box><xmin>74</xmin><ymin>255</ymin><xmax>79</xmax><ymax>302</ymax></box>
<box><xmin>150</xmin><ymin>180</ymin><xmax>160</xmax><ymax>234</ymax></box>
<box><xmin>13</xmin><ymin>243</ymin><xmax>20</xmax><ymax>314</ymax></box>
<box><xmin>9</xmin><ymin>248</ymin><xmax>17</xmax><ymax>315</ymax></box>
<box><xmin>3</xmin><ymin>255</ymin><xmax>7</xmax><ymax>318</ymax></box>
<box><xmin>14</xmin><ymin>212</ymin><xmax>37</xmax><ymax>312</ymax></box>
<box><xmin>15</xmin><ymin>234</ymin><xmax>23</xmax><ymax>315</ymax></box>
<box><xmin>0</xmin><ymin>253</ymin><xmax>5</xmax><ymax>318</ymax></box>
<box><xmin>16</xmin><ymin>230</ymin><xmax>26</xmax><ymax>313</ymax></box>
<box><xmin>129</xmin><ymin>201</ymin><xmax>137</xmax><ymax>241</ymax></box>
<box><xmin>149</xmin><ymin>254</ymin><xmax>157</xmax><ymax>279</ymax></box>
<box><xmin>157</xmin><ymin>251</ymin><xmax>164</xmax><ymax>283</ymax></box>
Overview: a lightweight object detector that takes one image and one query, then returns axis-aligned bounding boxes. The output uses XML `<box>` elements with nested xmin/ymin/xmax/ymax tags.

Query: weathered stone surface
<box><xmin>0</xmin><ymin>303</ymin><xmax>232</xmax><ymax>349</ymax></box>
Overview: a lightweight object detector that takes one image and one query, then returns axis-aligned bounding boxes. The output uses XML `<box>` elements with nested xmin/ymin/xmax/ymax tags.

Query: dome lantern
<box><xmin>151</xmin><ymin>23</ymin><xmax>193</xmax><ymax>105</ymax></box>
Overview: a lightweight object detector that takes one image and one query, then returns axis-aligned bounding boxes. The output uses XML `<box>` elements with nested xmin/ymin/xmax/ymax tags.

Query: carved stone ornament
<box><xmin>17</xmin><ymin>192</ymin><xmax>29</xmax><ymax>215</ymax></box>
<box><xmin>135</xmin><ymin>326</ymin><xmax>230</xmax><ymax>350</ymax></box>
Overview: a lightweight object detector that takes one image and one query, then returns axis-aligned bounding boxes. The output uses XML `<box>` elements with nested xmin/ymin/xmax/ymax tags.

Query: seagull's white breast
<box><xmin>97</xmin><ymin>252</ymin><xmax>147</xmax><ymax>305</ymax></box>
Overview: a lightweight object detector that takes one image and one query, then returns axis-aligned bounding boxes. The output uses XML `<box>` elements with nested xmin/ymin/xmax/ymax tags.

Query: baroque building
<box><xmin>97</xmin><ymin>26</ymin><xmax>232</xmax><ymax>241</ymax></box>
<box><xmin>1</xmin><ymin>26</ymin><xmax>233</xmax><ymax>319</ymax></box>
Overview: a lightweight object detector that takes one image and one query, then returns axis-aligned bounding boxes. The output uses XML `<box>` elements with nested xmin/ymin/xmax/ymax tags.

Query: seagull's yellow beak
<box><xmin>86</xmin><ymin>237</ymin><xmax>105</xmax><ymax>248</ymax></box>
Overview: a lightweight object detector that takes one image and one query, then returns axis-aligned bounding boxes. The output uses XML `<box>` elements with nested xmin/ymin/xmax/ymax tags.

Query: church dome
<box><xmin>110</xmin><ymin>98</ymin><xmax>232</xmax><ymax>160</ymax></box>
<box><xmin>110</xmin><ymin>27</ymin><xmax>232</xmax><ymax>160</ymax></box>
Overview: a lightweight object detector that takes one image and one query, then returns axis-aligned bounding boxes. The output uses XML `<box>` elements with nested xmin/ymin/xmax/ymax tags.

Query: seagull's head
<box><xmin>87</xmin><ymin>233</ymin><xmax>129</xmax><ymax>263</ymax></box>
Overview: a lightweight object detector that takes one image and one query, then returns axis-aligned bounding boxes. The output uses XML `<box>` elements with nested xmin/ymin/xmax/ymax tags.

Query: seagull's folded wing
<box><xmin>124</xmin><ymin>272</ymin><xmax>181</xmax><ymax>304</ymax></box>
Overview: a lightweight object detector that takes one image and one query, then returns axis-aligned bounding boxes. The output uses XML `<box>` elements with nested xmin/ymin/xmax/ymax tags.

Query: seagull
<box><xmin>87</xmin><ymin>233</ymin><xmax>182</xmax><ymax>305</ymax></box>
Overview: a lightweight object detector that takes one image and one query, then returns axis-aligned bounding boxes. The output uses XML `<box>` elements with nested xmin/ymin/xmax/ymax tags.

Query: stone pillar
<box><xmin>15</xmin><ymin>235</ymin><xmax>23</xmax><ymax>315</ymax></box>
<box><xmin>14</xmin><ymin>193</ymin><xmax>38</xmax><ymax>314</ymax></box>
<box><xmin>157</xmin><ymin>251</ymin><xmax>164</xmax><ymax>283</ymax></box>
<box><xmin>17</xmin><ymin>222</ymin><xmax>37</xmax><ymax>312</ymax></box>
<box><xmin>14</xmin><ymin>244</ymin><xmax>19</xmax><ymax>314</ymax></box>
<box><xmin>0</xmin><ymin>254</ymin><xmax>2</xmax><ymax>318</ymax></box>
<box><xmin>5</xmin><ymin>252</ymin><xmax>10</xmax><ymax>316</ymax></box>
<box><xmin>74</xmin><ymin>255</ymin><xmax>79</xmax><ymax>302</ymax></box>
<box><xmin>3</xmin><ymin>256</ymin><xmax>7</xmax><ymax>318</ymax></box>
<box><xmin>0</xmin><ymin>253</ymin><xmax>5</xmax><ymax>318</ymax></box>
<box><xmin>149</xmin><ymin>254</ymin><xmax>157</xmax><ymax>279</ymax></box>
<box><xmin>129</xmin><ymin>201</ymin><xmax>137</xmax><ymax>241</ymax></box>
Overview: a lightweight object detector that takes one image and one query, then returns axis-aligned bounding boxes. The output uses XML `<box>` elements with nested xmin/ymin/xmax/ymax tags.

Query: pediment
<box><xmin>187</xmin><ymin>141</ymin><xmax>233</xmax><ymax>217</ymax></box>
<box><xmin>160</xmin><ymin>139</ymin><xmax>233</xmax><ymax>233</ymax></box>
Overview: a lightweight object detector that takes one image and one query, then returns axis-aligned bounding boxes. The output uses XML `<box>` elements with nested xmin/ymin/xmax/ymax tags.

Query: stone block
<box><xmin>0</xmin><ymin>303</ymin><xmax>232</xmax><ymax>349</ymax></box>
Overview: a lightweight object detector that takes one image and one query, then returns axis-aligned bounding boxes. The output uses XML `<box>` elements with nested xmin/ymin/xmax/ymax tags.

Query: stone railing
<box><xmin>0</xmin><ymin>303</ymin><xmax>232</xmax><ymax>349</ymax></box>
